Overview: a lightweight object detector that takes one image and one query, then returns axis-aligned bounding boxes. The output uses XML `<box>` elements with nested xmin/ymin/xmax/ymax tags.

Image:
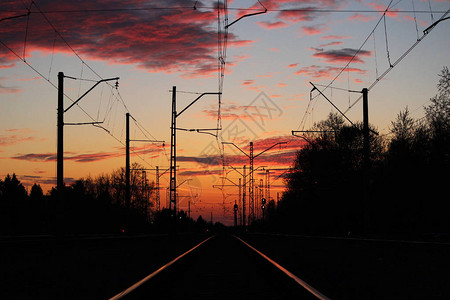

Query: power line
<box><xmin>30</xmin><ymin>1</ymin><xmax>103</xmax><ymax>81</ymax></box>
<box><xmin>344</xmin><ymin>8</ymin><xmax>450</xmax><ymax>114</ymax></box>
<box><xmin>1</xmin><ymin>7</ymin><xmax>446</xmax><ymax>14</ymax></box>
<box><xmin>300</xmin><ymin>0</ymin><xmax>394</xmax><ymax>129</ymax></box>
<box><xmin>298</xmin><ymin>1</ymin><xmax>449</xmax><ymax>130</ymax></box>
<box><xmin>0</xmin><ymin>7</ymin><xmax>160</xmax><ymax>170</ymax></box>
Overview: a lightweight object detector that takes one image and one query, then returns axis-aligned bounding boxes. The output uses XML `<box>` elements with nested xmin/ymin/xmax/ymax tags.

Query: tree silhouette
<box><xmin>0</xmin><ymin>174</ymin><xmax>28</xmax><ymax>233</ymax></box>
<box><xmin>273</xmin><ymin>67</ymin><xmax>450</xmax><ymax>238</ymax></box>
<box><xmin>30</xmin><ymin>183</ymin><xmax>44</xmax><ymax>200</ymax></box>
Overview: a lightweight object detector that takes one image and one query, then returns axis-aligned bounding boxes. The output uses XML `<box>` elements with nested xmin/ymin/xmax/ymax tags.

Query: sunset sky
<box><xmin>1</xmin><ymin>0</ymin><xmax>449</xmax><ymax>224</ymax></box>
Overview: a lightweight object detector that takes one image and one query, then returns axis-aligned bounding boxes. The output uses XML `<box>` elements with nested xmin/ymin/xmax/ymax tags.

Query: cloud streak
<box><xmin>312</xmin><ymin>48</ymin><xmax>372</xmax><ymax>64</ymax></box>
<box><xmin>294</xmin><ymin>65</ymin><xmax>367</xmax><ymax>80</ymax></box>
<box><xmin>10</xmin><ymin>143</ymin><xmax>164</xmax><ymax>163</ymax></box>
<box><xmin>0</xmin><ymin>0</ymin><xmax>252</xmax><ymax>77</ymax></box>
<box><xmin>0</xmin><ymin>129</ymin><xmax>42</xmax><ymax>146</ymax></box>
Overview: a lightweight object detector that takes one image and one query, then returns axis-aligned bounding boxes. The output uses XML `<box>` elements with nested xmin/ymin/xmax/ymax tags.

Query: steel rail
<box><xmin>234</xmin><ymin>235</ymin><xmax>331</xmax><ymax>300</ymax></box>
<box><xmin>108</xmin><ymin>235</ymin><xmax>215</xmax><ymax>300</ymax></box>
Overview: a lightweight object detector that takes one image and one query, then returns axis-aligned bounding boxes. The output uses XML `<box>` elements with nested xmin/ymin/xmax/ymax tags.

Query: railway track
<box><xmin>5</xmin><ymin>232</ymin><xmax>447</xmax><ymax>299</ymax></box>
<box><xmin>109</xmin><ymin>234</ymin><xmax>329</xmax><ymax>300</ymax></box>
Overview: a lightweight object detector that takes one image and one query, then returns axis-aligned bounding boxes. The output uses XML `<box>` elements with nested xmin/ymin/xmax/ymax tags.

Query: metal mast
<box><xmin>238</xmin><ymin>177</ymin><xmax>242</xmax><ymax>226</ymax></box>
<box><xmin>243</xmin><ymin>165</ymin><xmax>246</xmax><ymax>227</ymax></box>
<box><xmin>57</xmin><ymin>72</ymin><xmax>64</xmax><ymax>196</ymax></box>
<box><xmin>249</xmin><ymin>142</ymin><xmax>254</xmax><ymax>223</ymax></box>
<box><xmin>169</xmin><ymin>86</ymin><xmax>177</xmax><ymax>214</ymax></box>
<box><xmin>126</xmin><ymin>113</ymin><xmax>130</xmax><ymax>210</ymax></box>
<box><xmin>155</xmin><ymin>166</ymin><xmax>160</xmax><ymax>211</ymax></box>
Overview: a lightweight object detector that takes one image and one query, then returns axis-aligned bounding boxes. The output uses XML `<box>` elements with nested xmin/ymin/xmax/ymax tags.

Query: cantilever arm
<box><xmin>64</xmin><ymin>77</ymin><xmax>119</xmax><ymax>113</ymax></box>
<box><xmin>176</xmin><ymin>92</ymin><xmax>221</xmax><ymax>118</ymax></box>
<box><xmin>254</xmin><ymin>142</ymin><xmax>287</xmax><ymax>159</ymax></box>
<box><xmin>225</xmin><ymin>8</ymin><xmax>267</xmax><ymax>28</ymax></box>
<box><xmin>225</xmin><ymin>0</ymin><xmax>267</xmax><ymax>29</ymax></box>
<box><xmin>222</xmin><ymin>142</ymin><xmax>250</xmax><ymax>158</ymax></box>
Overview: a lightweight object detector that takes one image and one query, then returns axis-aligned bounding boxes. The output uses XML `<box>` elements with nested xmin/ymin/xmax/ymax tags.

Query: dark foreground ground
<box><xmin>243</xmin><ymin>233</ymin><xmax>450</xmax><ymax>299</ymax></box>
<box><xmin>1</xmin><ymin>232</ymin><xmax>449</xmax><ymax>299</ymax></box>
<box><xmin>0</xmin><ymin>233</ymin><xmax>206</xmax><ymax>300</ymax></box>
<box><xmin>122</xmin><ymin>234</ymin><xmax>316</xmax><ymax>300</ymax></box>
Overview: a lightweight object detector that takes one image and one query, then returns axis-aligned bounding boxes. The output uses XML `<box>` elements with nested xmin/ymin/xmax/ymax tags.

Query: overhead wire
<box><xmin>300</xmin><ymin>0</ymin><xmax>449</xmax><ymax>126</ymax></box>
<box><xmin>344</xmin><ymin>7</ymin><xmax>450</xmax><ymax>115</ymax></box>
<box><xmin>297</xmin><ymin>0</ymin><xmax>396</xmax><ymax>131</ymax></box>
<box><xmin>22</xmin><ymin>5</ymin><xmax>30</xmax><ymax>61</ymax></box>
<box><xmin>383</xmin><ymin>14</ymin><xmax>393</xmax><ymax>67</ymax></box>
<box><xmin>411</xmin><ymin>0</ymin><xmax>420</xmax><ymax>40</ymax></box>
<box><xmin>0</xmin><ymin>2</ymin><xmax>161</xmax><ymax>170</ymax></box>
<box><xmin>2</xmin><ymin>6</ymin><xmax>446</xmax><ymax>14</ymax></box>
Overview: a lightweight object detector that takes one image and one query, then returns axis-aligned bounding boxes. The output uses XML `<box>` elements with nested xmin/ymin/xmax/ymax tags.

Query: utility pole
<box><xmin>238</xmin><ymin>177</ymin><xmax>242</xmax><ymax>226</ymax></box>
<box><xmin>57</xmin><ymin>72</ymin><xmax>64</xmax><ymax>197</ymax></box>
<box><xmin>249</xmin><ymin>142</ymin><xmax>254</xmax><ymax>223</ymax></box>
<box><xmin>261</xmin><ymin>197</ymin><xmax>266</xmax><ymax>225</ymax></box>
<box><xmin>125</xmin><ymin>114</ymin><xmax>164</xmax><ymax>226</ymax></box>
<box><xmin>143</xmin><ymin>170</ymin><xmax>148</xmax><ymax>220</ymax></box>
<box><xmin>234</xmin><ymin>201</ymin><xmax>238</xmax><ymax>227</ymax></box>
<box><xmin>223</xmin><ymin>141</ymin><xmax>286</xmax><ymax>223</ymax></box>
<box><xmin>57</xmin><ymin>72</ymin><xmax>119</xmax><ymax>228</ymax></box>
<box><xmin>156</xmin><ymin>167</ymin><xmax>160</xmax><ymax>211</ymax></box>
<box><xmin>151</xmin><ymin>166</ymin><xmax>170</xmax><ymax>211</ymax></box>
<box><xmin>126</xmin><ymin>113</ymin><xmax>130</xmax><ymax>211</ymax></box>
<box><xmin>362</xmin><ymin>88</ymin><xmax>370</xmax><ymax>231</ymax></box>
<box><xmin>255</xmin><ymin>178</ymin><xmax>264</xmax><ymax>219</ymax></box>
<box><xmin>217</xmin><ymin>175</ymin><xmax>243</xmax><ymax>226</ymax></box>
<box><xmin>308</xmin><ymin>83</ymin><xmax>376</xmax><ymax>231</ymax></box>
<box><xmin>261</xmin><ymin>179</ymin><xmax>264</xmax><ymax>198</ymax></box>
<box><xmin>169</xmin><ymin>86</ymin><xmax>221</xmax><ymax>219</ymax></box>
<box><xmin>170</xmin><ymin>86</ymin><xmax>177</xmax><ymax>214</ymax></box>
<box><xmin>188</xmin><ymin>200</ymin><xmax>191</xmax><ymax>219</ymax></box>
<box><xmin>243</xmin><ymin>165</ymin><xmax>246</xmax><ymax>227</ymax></box>
<box><xmin>130</xmin><ymin>166</ymin><xmax>168</xmax><ymax>214</ymax></box>
<box><xmin>362</xmin><ymin>88</ymin><xmax>369</xmax><ymax>168</ymax></box>
<box><xmin>139</xmin><ymin>166</ymin><xmax>169</xmax><ymax>212</ymax></box>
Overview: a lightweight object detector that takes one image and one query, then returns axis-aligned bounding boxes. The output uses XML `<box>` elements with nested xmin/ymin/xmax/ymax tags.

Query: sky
<box><xmin>1</xmin><ymin>0</ymin><xmax>449</xmax><ymax>225</ymax></box>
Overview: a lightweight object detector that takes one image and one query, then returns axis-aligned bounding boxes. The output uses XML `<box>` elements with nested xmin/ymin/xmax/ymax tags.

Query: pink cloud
<box><xmin>302</xmin><ymin>25</ymin><xmax>327</xmax><ymax>36</ymax></box>
<box><xmin>11</xmin><ymin>143</ymin><xmax>163</xmax><ymax>163</ymax></box>
<box><xmin>0</xmin><ymin>0</ymin><xmax>253</xmax><ymax>77</ymax></box>
<box><xmin>0</xmin><ymin>63</ymin><xmax>16</xmax><ymax>69</ymax></box>
<box><xmin>0</xmin><ymin>128</ymin><xmax>40</xmax><ymax>146</ymax></box>
<box><xmin>0</xmin><ymin>84</ymin><xmax>23</xmax><ymax>94</ymax></box>
<box><xmin>202</xmin><ymin>102</ymin><xmax>260</xmax><ymax>121</ymax></box>
<box><xmin>319</xmin><ymin>41</ymin><xmax>344</xmax><ymax>48</ymax></box>
<box><xmin>267</xmin><ymin>0</ymin><xmax>342</xmax><ymax>24</ymax></box>
<box><xmin>220</xmin><ymin>135</ymin><xmax>307</xmax><ymax>167</ymax></box>
<box><xmin>368</xmin><ymin>2</ymin><xmax>399</xmax><ymax>18</ymax></box>
<box><xmin>312</xmin><ymin>48</ymin><xmax>372</xmax><ymax>64</ymax></box>
<box><xmin>276</xmin><ymin>7</ymin><xmax>319</xmax><ymax>23</ymax></box>
<box><xmin>321</xmin><ymin>35</ymin><xmax>351</xmax><ymax>40</ymax></box>
<box><xmin>348</xmin><ymin>13</ymin><xmax>377</xmax><ymax>22</ymax></box>
<box><xmin>174</xmin><ymin>136</ymin><xmax>304</xmax><ymax>170</ymax></box>
<box><xmin>294</xmin><ymin>65</ymin><xmax>367</xmax><ymax>80</ymax></box>
<box><xmin>257</xmin><ymin>21</ymin><xmax>289</xmax><ymax>29</ymax></box>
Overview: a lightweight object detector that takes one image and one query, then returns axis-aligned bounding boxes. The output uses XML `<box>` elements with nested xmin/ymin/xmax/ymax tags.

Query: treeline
<box><xmin>264</xmin><ymin>67</ymin><xmax>450</xmax><ymax>239</ymax></box>
<box><xmin>0</xmin><ymin>163</ymin><xmax>208</xmax><ymax>235</ymax></box>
